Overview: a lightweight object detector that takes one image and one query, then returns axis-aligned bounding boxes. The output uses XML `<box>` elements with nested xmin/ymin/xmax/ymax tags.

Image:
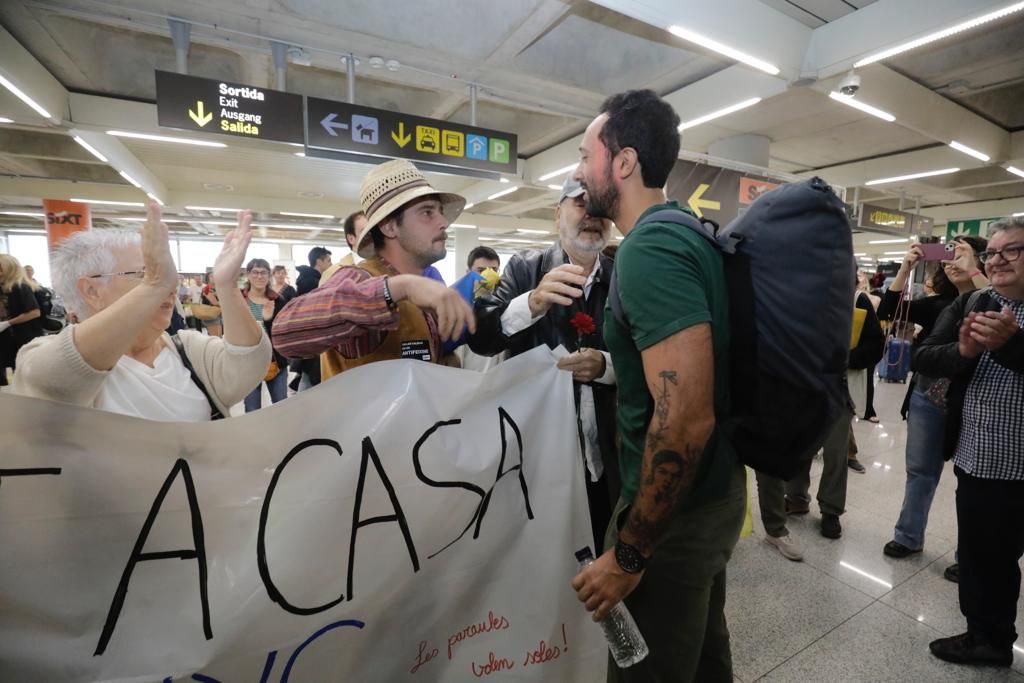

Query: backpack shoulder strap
<box><xmin>964</xmin><ymin>286</ymin><xmax>993</xmax><ymax>315</ymax></box>
<box><xmin>171</xmin><ymin>334</ymin><xmax>225</xmax><ymax>421</ymax></box>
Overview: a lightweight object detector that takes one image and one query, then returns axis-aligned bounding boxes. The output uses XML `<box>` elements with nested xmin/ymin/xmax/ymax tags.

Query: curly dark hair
<box><xmin>598</xmin><ymin>90</ymin><xmax>681</xmax><ymax>189</ymax></box>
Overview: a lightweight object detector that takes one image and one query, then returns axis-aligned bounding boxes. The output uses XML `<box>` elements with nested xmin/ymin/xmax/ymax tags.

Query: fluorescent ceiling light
<box><xmin>480</xmin><ymin>237</ymin><xmax>549</xmax><ymax>244</ymax></box>
<box><xmin>0</xmin><ymin>211</ymin><xmax>45</xmax><ymax>217</ymax></box>
<box><xmin>499</xmin><ymin>178</ymin><xmax>510</xmax><ymax>184</ymax></box>
<box><xmin>0</xmin><ymin>117</ymin><xmax>13</xmax><ymax>124</ymax></box>
<box><xmin>517</xmin><ymin>228</ymin><xmax>550</xmax><ymax>235</ymax></box>
<box><xmin>678</xmin><ymin>98</ymin><xmax>761</xmax><ymax>131</ymax></box>
<box><xmin>72</xmin><ymin>136</ymin><xmax>109</xmax><ymax>163</ymax></box>
<box><xmin>853</xmin><ymin>252</ymin><xmax>866</xmax><ymax>256</ymax></box>
<box><xmin>538</xmin><ymin>164</ymin><xmax>577</xmax><ymax>182</ymax></box>
<box><xmin>450</xmin><ymin>223</ymin><xmax>477</xmax><ymax>229</ymax></box>
<box><xmin>186</xmin><ymin>205</ymin><xmax>242</xmax><ymax>212</ymax></box>
<box><xmin>667</xmin><ymin>25</ymin><xmax>780</xmax><ymax>75</ymax></box>
<box><xmin>949</xmin><ymin>141</ymin><xmax>990</xmax><ymax>162</ymax></box>
<box><xmin>107</xmin><ymin>130</ymin><xmax>227</xmax><ymax>148</ymax></box>
<box><xmin>1013</xmin><ymin>212</ymin><xmax>1024</xmax><ymax>217</ymax></box>
<box><xmin>0</xmin><ymin>74</ymin><xmax>53</xmax><ymax>119</ymax></box>
<box><xmin>118</xmin><ymin>171</ymin><xmax>142</xmax><ymax>189</ymax></box>
<box><xmin>547</xmin><ymin>184</ymin><xmax>562</xmax><ymax>191</ymax></box>
<box><xmin>146</xmin><ymin>192</ymin><xmax>164</xmax><ymax>206</ymax></box>
<box><xmin>464</xmin><ymin>203</ymin><xmax>475</xmax><ymax>210</ymax></box>
<box><xmin>70</xmin><ymin>198</ymin><xmax>143</xmax><ymax>206</ymax></box>
<box><xmin>116</xmin><ymin>217</ymin><xmax>187</xmax><ymax>223</ymax></box>
<box><xmin>253</xmin><ymin>222</ymin><xmax>340</xmax><ymax>231</ymax></box>
<box><xmin>280</xmin><ymin>211</ymin><xmax>335</xmax><ymax>219</ymax></box>
<box><xmin>883</xmin><ymin>251</ymin><xmax>908</xmax><ymax>255</ymax></box>
<box><xmin>295</xmin><ymin>152</ymin><xmax>305</xmax><ymax>157</ymax></box>
<box><xmin>854</xmin><ymin>2</ymin><xmax>1024</xmax><ymax>67</ymax></box>
<box><xmin>865</xmin><ymin>168</ymin><xmax>959</xmax><ymax>186</ymax></box>
<box><xmin>828</xmin><ymin>92</ymin><xmax>896</xmax><ymax>122</ymax></box>
<box><xmin>487</xmin><ymin>186</ymin><xmax>519</xmax><ymax>201</ymax></box>
<box><xmin>869</xmin><ymin>238</ymin><xmax>910</xmax><ymax>244</ymax></box>
<box><xmin>1006</xmin><ymin>166</ymin><xmax>1024</xmax><ymax>179</ymax></box>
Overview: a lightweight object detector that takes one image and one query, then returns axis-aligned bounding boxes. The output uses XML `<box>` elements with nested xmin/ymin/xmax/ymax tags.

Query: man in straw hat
<box><xmin>273</xmin><ymin>159</ymin><xmax>475</xmax><ymax>378</ymax></box>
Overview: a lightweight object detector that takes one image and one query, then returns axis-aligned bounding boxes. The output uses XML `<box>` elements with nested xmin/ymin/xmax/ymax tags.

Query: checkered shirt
<box><xmin>954</xmin><ymin>290</ymin><xmax>1024</xmax><ymax>480</ymax></box>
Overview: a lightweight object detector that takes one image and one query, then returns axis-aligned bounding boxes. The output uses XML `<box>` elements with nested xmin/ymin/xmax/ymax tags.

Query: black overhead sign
<box><xmin>155</xmin><ymin>71</ymin><xmax>304</xmax><ymax>144</ymax></box>
<box><xmin>305</xmin><ymin>97</ymin><xmax>518</xmax><ymax>174</ymax></box>
<box><xmin>666</xmin><ymin>160</ymin><xmax>782</xmax><ymax>224</ymax></box>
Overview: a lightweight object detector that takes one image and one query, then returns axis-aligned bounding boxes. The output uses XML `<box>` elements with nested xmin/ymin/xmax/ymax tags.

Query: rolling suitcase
<box><xmin>880</xmin><ymin>336</ymin><xmax>911</xmax><ymax>383</ymax></box>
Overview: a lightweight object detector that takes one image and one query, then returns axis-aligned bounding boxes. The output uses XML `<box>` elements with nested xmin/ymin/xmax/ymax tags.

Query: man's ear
<box><xmin>617</xmin><ymin>147</ymin><xmax>639</xmax><ymax>182</ymax></box>
<box><xmin>76</xmin><ymin>277</ymin><xmax>100</xmax><ymax>314</ymax></box>
<box><xmin>378</xmin><ymin>219</ymin><xmax>399</xmax><ymax>239</ymax></box>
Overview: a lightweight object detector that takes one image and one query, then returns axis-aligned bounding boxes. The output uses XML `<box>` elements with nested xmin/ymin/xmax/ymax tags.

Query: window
<box><xmin>7</xmin><ymin>235</ymin><xmax>51</xmax><ymax>287</ymax></box>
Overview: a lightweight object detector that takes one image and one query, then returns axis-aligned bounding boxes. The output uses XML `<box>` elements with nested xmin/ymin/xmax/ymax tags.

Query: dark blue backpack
<box><xmin>609</xmin><ymin>177</ymin><xmax>855</xmax><ymax>480</ymax></box>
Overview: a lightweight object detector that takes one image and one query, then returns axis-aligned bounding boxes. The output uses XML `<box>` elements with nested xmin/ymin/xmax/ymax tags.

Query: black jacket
<box><xmin>914</xmin><ymin>288</ymin><xmax>1024</xmax><ymax>460</ymax></box>
<box><xmin>469</xmin><ymin>244</ymin><xmax>619</xmax><ymax>496</ymax></box>
<box><xmin>850</xmin><ymin>293</ymin><xmax>885</xmax><ymax>371</ymax></box>
<box><xmin>295</xmin><ymin>266</ymin><xmax>322</xmax><ymax>296</ymax></box>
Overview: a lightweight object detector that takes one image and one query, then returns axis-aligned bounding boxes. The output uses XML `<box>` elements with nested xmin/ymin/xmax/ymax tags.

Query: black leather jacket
<box><xmin>469</xmin><ymin>243</ymin><xmax>619</xmax><ymax>496</ymax></box>
<box><xmin>914</xmin><ymin>288</ymin><xmax>1024</xmax><ymax>460</ymax></box>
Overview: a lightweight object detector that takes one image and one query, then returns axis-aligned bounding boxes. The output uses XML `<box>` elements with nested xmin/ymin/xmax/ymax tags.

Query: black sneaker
<box><xmin>883</xmin><ymin>540</ymin><xmax>922</xmax><ymax>558</ymax></box>
<box><xmin>944</xmin><ymin>563</ymin><xmax>960</xmax><ymax>583</ymax></box>
<box><xmin>929</xmin><ymin>632</ymin><xmax>1012</xmax><ymax>667</ymax></box>
<box><xmin>848</xmin><ymin>457</ymin><xmax>866</xmax><ymax>474</ymax></box>
<box><xmin>821</xmin><ymin>513</ymin><xmax>842</xmax><ymax>539</ymax></box>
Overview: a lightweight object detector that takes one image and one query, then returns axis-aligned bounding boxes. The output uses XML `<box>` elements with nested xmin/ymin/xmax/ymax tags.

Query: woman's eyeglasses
<box><xmin>86</xmin><ymin>270</ymin><xmax>146</xmax><ymax>279</ymax></box>
<box><xmin>248</xmin><ymin>269</ymin><xmax>271</xmax><ymax>277</ymax></box>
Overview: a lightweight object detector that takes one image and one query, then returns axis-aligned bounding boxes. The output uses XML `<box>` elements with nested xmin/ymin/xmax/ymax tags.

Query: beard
<box><xmin>568</xmin><ymin>219</ymin><xmax>609</xmax><ymax>254</ymax></box>
<box><xmin>583</xmin><ymin>167</ymin><xmax>619</xmax><ymax>220</ymax></box>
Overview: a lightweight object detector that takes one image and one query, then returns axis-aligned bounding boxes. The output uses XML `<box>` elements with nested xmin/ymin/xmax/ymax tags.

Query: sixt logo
<box><xmin>46</xmin><ymin>211</ymin><xmax>85</xmax><ymax>226</ymax></box>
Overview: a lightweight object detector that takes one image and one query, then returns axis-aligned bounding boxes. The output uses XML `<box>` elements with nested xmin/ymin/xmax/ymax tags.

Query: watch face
<box><xmin>615</xmin><ymin>541</ymin><xmax>644</xmax><ymax>573</ymax></box>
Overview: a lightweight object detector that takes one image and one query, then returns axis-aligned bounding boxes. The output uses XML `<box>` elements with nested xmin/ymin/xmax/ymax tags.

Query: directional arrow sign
<box><xmin>155</xmin><ymin>71</ymin><xmax>303</xmax><ymax>143</ymax></box>
<box><xmin>687</xmin><ymin>183</ymin><xmax>720</xmax><ymax>218</ymax></box>
<box><xmin>188</xmin><ymin>101</ymin><xmax>212</xmax><ymax>127</ymax></box>
<box><xmin>391</xmin><ymin>122</ymin><xmax>411</xmax><ymax>148</ymax></box>
<box><xmin>320</xmin><ymin>112</ymin><xmax>349</xmax><ymax>137</ymax></box>
<box><xmin>306</xmin><ymin>97</ymin><xmax>517</xmax><ymax>175</ymax></box>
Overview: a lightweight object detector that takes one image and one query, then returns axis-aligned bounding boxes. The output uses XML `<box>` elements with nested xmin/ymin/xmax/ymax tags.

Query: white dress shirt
<box><xmin>499</xmin><ymin>256</ymin><xmax>615</xmax><ymax>481</ymax></box>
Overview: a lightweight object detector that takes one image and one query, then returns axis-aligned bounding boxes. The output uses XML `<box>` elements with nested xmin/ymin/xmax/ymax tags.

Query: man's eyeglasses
<box><xmin>248</xmin><ymin>269</ymin><xmax>271</xmax><ymax>277</ymax></box>
<box><xmin>979</xmin><ymin>245</ymin><xmax>1023</xmax><ymax>264</ymax></box>
<box><xmin>86</xmin><ymin>270</ymin><xmax>146</xmax><ymax>279</ymax></box>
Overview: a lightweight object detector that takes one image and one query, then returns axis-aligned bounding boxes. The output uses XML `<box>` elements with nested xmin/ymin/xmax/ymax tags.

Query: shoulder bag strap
<box><xmin>171</xmin><ymin>334</ymin><xmax>225</xmax><ymax>421</ymax></box>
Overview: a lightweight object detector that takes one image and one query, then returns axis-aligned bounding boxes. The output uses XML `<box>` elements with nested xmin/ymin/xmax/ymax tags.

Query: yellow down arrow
<box><xmin>188</xmin><ymin>101</ymin><xmax>212</xmax><ymax>127</ymax></box>
<box><xmin>687</xmin><ymin>183</ymin><xmax>720</xmax><ymax>218</ymax></box>
<box><xmin>391</xmin><ymin>122</ymin><xmax>412</xmax><ymax>148</ymax></box>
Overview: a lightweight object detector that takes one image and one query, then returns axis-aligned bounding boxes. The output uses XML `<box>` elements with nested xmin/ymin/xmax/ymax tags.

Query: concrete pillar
<box><xmin>707</xmin><ymin>134</ymin><xmax>770</xmax><ymax>168</ymax></box>
<box><xmin>453</xmin><ymin>227</ymin><xmax>479</xmax><ymax>277</ymax></box>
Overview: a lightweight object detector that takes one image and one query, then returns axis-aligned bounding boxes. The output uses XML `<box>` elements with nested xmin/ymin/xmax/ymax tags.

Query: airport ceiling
<box><xmin>0</xmin><ymin>0</ymin><xmax>1022</xmax><ymax>256</ymax></box>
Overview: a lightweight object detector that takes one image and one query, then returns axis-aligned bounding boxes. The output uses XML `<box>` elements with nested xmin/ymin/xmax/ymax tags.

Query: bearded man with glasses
<box><xmin>914</xmin><ymin>216</ymin><xmax>1024</xmax><ymax>668</ymax></box>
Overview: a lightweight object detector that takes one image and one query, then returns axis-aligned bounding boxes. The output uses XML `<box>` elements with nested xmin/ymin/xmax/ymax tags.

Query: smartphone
<box><xmin>918</xmin><ymin>243</ymin><xmax>955</xmax><ymax>261</ymax></box>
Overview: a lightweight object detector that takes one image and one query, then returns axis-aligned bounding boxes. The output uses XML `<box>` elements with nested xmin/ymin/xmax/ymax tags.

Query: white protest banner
<box><xmin>0</xmin><ymin>346</ymin><xmax>607</xmax><ymax>681</ymax></box>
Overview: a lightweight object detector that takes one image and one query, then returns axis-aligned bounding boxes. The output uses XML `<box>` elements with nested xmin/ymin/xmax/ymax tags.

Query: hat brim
<box><xmin>356</xmin><ymin>186</ymin><xmax>466</xmax><ymax>259</ymax></box>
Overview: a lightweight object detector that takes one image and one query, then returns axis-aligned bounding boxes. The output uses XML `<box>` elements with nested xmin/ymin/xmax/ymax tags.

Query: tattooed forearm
<box><xmin>623</xmin><ymin>447</ymin><xmax>700</xmax><ymax>555</ymax></box>
<box><xmin>645</xmin><ymin>370</ymin><xmax>678</xmax><ymax>452</ymax></box>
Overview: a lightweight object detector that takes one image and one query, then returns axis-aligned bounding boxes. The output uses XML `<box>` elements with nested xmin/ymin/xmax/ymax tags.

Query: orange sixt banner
<box><xmin>42</xmin><ymin>199</ymin><xmax>91</xmax><ymax>249</ymax></box>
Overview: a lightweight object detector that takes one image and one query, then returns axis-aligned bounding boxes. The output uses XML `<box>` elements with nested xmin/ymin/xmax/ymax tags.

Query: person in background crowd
<box><xmin>24</xmin><ymin>264</ymin><xmax>40</xmax><ymax>288</ymax></box>
<box><xmin>915</xmin><ymin>217</ymin><xmax>1024</xmax><ymax>668</ymax></box>
<box><xmin>273</xmin><ymin>159</ymin><xmax>474</xmax><ymax>377</ymax></box>
<box><xmin>11</xmin><ymin>203</ymin><xmax>268</xmax><ymax>420</ymax></box>
<box><xmin>471</xmin><ymin>178</ymin><xmax>618</xmax><ymax>551</ymax></box>
<box><xmin>856</xmin><ymin>270</ymin><xmax>882</xmax><ymax>423</ymax></box>
<box><xmin>0</xmin><ymin>254</ymin><xmax>45</xmax><ymax>387</ymax></box>
<box><xmin>241</xmin><ymin>259</ymin><xmax>288</xmax><ymax>412</ymax></box>
<box><xmin>201</xmin><ymin>272</ymin><xmax>224</xmax><ymax>337</ymax></box>
<box><xmin>297</xmin><ymin>246</ymin><xmax>331</xmax><ymax>295</ymax></box>
<box><xmin>569</xmin><ymin>89</ymin><xmax>745</xmax><ymax>682</ymax></box>
<box><xmin>271</xmin><ymin>265</ymin><xmax>297</xmax><ymax>304</ymax></box>
<box><xmin>456</xmin><ymin>246</ymin><xmax>505</xmax><ymax>372</ymax></box>
<box><xmin>883</xmin><ymin>239</ymin><xmax>989</xmax><ymax>570</ymax></box>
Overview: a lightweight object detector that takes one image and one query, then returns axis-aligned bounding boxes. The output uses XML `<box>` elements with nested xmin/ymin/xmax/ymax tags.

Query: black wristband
<box><xmin>382</xmin><ymin>276</ymin><xmax>397</xmax><ymax>310</ymax></box>
<box><xmin>614</xmin><ymin>540</ymin><xmax>647</xmax><ymax>574</ymax></box>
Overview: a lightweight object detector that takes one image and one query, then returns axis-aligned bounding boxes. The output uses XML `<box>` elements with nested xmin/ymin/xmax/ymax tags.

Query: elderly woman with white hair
<box><xmin>11</xmin><ymin>203</ymin><xmax>271</xmax><ymax>421</ymax></box>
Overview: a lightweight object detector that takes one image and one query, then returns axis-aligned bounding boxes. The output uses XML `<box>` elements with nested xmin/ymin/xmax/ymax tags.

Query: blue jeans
<box><xmin>893</xmin><ymin>388</ymin><xmax>946</xmax><ymax>549</ymax></box>
<box><xmin>244</xmin><ymin>367</ymin><xmax>288</xmax><ymax>413</ymax></box>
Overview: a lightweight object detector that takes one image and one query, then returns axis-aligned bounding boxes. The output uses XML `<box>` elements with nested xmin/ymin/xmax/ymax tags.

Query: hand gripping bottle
<box><xmin>575</xmin><ymin>546</ymin><xmax>649</xmax><ymax>668</ymax></box>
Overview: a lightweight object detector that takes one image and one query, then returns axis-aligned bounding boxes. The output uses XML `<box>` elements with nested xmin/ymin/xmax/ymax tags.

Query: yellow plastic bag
<box><xmin>740</xmin><ymin>467</ymin><xmax>754</xmax><ymax>538</ymax></box>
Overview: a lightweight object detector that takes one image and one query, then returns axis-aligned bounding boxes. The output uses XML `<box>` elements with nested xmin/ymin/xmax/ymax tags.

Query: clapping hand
<box><xmin>212</xmin><ymin>210</ymin><xmax>254</xmax><ymax>289</ymax></box>
<box><xmin>141</xmin><ymin>202</ymin><xmax>178</xmax><ymax>293</ymax></box>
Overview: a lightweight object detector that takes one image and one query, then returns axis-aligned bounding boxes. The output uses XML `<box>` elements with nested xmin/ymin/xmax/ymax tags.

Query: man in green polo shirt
<box><xmin>570</xmin><ymin>89</ymin><xmax>746</xmax><ymax>682</ymax></box>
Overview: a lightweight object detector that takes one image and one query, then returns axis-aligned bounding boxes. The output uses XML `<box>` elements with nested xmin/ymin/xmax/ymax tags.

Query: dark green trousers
<box><xmin>605</xmin><ymin>463</ymin><xmax>746</xmax><ymax>683</ymax></box>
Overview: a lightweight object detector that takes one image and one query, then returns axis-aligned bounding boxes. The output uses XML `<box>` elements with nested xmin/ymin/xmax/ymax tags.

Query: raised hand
<box><xmin>141</xmin><ymin>201</ymin><xmax>178</xmax><ymax>292</ymax></box>
<box><xmin>528</xmin><ymin>264</ymin><xmax>587</xmax><ymax>317</ymax></box>
<box><xmin>968</xmin><ymin>307</ymin><xmax>1019</xmax><ymax>351</ymax></box>
<box><xmin>212</xmin><ymin>210</ymin><xmax>254</xmax><ymax>289</ymax></box>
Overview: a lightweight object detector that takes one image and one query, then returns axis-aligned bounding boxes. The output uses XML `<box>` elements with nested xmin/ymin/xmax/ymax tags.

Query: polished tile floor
<box><xmin>727</xmin><ymin>381</ymin><xmax>1024</xmax><ymax>682</ymax></box>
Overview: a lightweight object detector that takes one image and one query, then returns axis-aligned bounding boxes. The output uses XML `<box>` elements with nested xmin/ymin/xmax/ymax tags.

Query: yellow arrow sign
<box><xmin>391</xmin><ymin>122</ymin><xmax>412</xmax><ymax>148</ymax></box>
<box><xmin>188</xmin><ymin>101</ymin><xmax>212</xmax><ymax>127</ymax></box>
<box><xmin>687</xmin><ymin>183</ymin><xmax>720</xmax><ymax>218</ymax></box>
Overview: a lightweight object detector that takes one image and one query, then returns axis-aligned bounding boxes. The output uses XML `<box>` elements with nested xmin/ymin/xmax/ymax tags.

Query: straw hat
<box><xmin>355</xmin><ymin>159</ymin><xmax>466</xmax><ymax>258</ymax></box>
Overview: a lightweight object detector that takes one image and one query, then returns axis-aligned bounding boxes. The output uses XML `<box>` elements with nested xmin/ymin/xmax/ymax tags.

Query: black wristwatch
<box><xmin>614</xmin><ymin>540</ymin><xmax>648</xmax><ymax>574</ymax></box>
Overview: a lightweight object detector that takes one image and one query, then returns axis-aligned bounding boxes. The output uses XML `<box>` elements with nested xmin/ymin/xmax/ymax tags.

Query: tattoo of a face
<box><xmin>626</xmin><ymin>447</ymin><xmax>701</xmax><ymax>556</ymax></box>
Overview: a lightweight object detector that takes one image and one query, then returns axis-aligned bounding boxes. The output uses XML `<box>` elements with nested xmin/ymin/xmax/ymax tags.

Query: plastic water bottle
<box><xmin>575</xmin><ymin>546</ymin><xmax>649</xmax><ymax>668</ymax></box>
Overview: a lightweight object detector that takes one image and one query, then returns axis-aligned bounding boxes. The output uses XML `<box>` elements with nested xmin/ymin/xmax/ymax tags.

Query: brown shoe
<box><xmin>929</xmin><ymin>632</ymin><xmax>1012</xmax><ymax>667</ymax></box>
